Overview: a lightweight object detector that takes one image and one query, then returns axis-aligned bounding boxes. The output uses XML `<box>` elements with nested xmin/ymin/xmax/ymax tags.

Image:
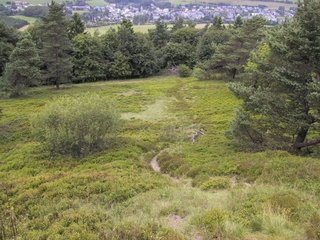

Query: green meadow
<box><xmin>1</xmin><ymin>76</ymin><xmax>319</xmax><ymax>239</ymax></box>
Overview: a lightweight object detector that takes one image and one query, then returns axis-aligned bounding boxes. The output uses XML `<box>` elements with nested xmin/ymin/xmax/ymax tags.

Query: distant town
<box><xmin>5</xmin><ymin>0</ymin><xmax>297</xmax><ymax>27</ymax></box>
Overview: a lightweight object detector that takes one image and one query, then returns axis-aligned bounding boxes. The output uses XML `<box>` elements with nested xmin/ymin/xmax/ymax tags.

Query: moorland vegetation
<box><xmin>0</xmin><ymin>0</ymin><xmax>320</xmax><ymax>239</ymax></box>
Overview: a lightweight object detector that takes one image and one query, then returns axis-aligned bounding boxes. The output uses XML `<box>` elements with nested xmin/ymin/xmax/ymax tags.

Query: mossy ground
<box><xmin>0</xmin><ymin>76</ymin><xmax>319</xmax><ymax>239</ymax></box>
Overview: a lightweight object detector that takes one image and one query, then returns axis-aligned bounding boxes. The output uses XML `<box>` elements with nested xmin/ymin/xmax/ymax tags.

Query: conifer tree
<box><xmin>41</xmin><ymin>1</ymin><xmax>72</xmax><ymax>89</ymax></box>
<box><xmin>1</xmin><ymin>34</ymin><xmax>41</xmax><ymax>96</ymax></box>
<box><xmin>148</xmin><ymin>20</ymin><xmax>170</xmax><ymax>49</ymax></box>
<box><xmin>0</xmin><ymin>22</ymin><xmax>18</xmax><ymax>76</ymax></box>
<box><xmin>68</xmin><ymin>12</ymin><xmax>85</xmax><ymax>39</ymax></box>
<box><xmin>212</xmin><ymin>16</ymin><xmax>223</xmax><ymax>29</ymax></box>
<box><xmin>228</xmin><ymin>0</ymin><xmax>320</xmax><ymax>151</ymax></box>
<box><xmin>234</xmin><ymin>16</ymin><xmax>243</xmax><ymax>28</ymax></box>
<box><xmin>210</xmin><ymin>16</ymin><xmax>266</xmax><ymax>79</ymax></box>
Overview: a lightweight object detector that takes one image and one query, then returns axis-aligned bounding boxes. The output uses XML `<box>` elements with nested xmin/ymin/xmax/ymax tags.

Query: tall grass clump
<box><xmin>32</xmin><ymin>94</ymin><xmax>120</xmax><ymax>157</ymax></box>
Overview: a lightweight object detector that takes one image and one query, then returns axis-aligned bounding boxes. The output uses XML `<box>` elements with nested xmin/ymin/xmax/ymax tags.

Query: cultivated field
<box><xmin>1</xmin><ymin>75</ymin><xmax>319</xmax><ymax>239</ymax></box>
<box><xmin>87</xmin><ymin>23</ymin><xmax>207</xmax><ymax>34</ymax></box>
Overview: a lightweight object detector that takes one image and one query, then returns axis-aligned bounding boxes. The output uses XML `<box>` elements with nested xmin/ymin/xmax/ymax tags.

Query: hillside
<box><xmin>1</xmin><ymin>76</ymin><xmax>319</xmax><ymax>239</ymax></box>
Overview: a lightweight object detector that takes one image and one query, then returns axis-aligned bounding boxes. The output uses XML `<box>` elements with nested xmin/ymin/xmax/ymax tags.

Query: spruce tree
<box><xmin>68</xmin><ymin>13</ymin><xmax>85</xmax><ymax>39</ymax></box>
<box><xmin>148</xmin><ymin>20</ymin><xmax>170</xmax><ymax>49</ymax></box>
<box><xmin>41</xmin><ymin>1</ymin><xmax>72</xmax><ymax>89</ymax></box>
<box><xmin>228</xmin><ymin>0</ymin><xmax>320</xmax><ymax>151</ymax></box>
<box><xmin>1</xmin><ymin>34</ymin><xmax>41</xmax><ymax>97</ymax></box>
<box><xmin>212</xmin><ymin>16</ymin><xmax>223</xmax><ymax>29</ymax></box>
<box><xmin>234</xmin><ymin>16</ymin><xmax>243</xmax><ymax>28</ymax></box>
<box><xmin>0</xmin><ymin>22</ymin><xmax>18</xmax><ymax>76</ymax></box>
<box><xmin>210</xmin><ymin>16</ymin><xmax>266</xmax><ymax>79</ymax></box>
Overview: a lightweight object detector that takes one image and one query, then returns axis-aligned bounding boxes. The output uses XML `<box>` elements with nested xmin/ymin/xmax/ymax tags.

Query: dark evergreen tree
<box><xmin>68</xmin><ymin>12</ymin><xmax>85</xmax><ymax>39</ymax></box>
<box><xmin>196</xmin><ymin>27</ymin><xmax>231</xmax><ymax>61</ymax></box>
<box><xmin>1</xmin><ymin>34</ymin><xmax>41</xmax><ymax>96</ymax></box>
<box><xmin>40</xmin><ymin>1</ymin><xmax>72</xmax><ymax>89</ymax></box>
<box><xmin>148</xmin><ymin>20</ymin><xmax>170</xmax><ymax>49</ymax></box>
<box><xmin>212</xmin><ymin>16</ymin><xmax>223</xmax><ymax>29</ymax></box>
<box><xmin>0</xmin><ymin>22</ymin><xmax>18</xmax><ymax>76</ymax></box>
<box><xmin>210</xmin><ymin>16</ymin><xmax>266</xmax><ymax>79</ymax></box>
<box><xmin>72</xmin><ymin>33</ymin><xmax>104</xmax><ymax>83</ymax></box>
<box><xmin>228</xmin><ymin>0</ymin><xmax>320</xmax><ymax>151</ymax></box>
<box><xmin>172</xmin><ymin>17</ymin><xmax>184</xmax><ymax>32</ymax></box>
<box><xmin>234</xmin><ymin>16</ymin><xmax>243</xmax><ymax>28</ymax></box>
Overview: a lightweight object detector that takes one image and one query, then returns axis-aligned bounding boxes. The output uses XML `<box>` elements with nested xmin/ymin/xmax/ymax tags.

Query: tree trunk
<box><xmin>232</xmin><ymin>68</ymin><xmax>237</xmax><ymax>79</ymax></box>
<box><xmin>293</xmin><ymin>127</ymin><xmax>309</xmax><ymax>150</ymax></box>
<box><xmin>55</xmin><ymin>79</ymin><xmax>60</xmax><ymax>89</ymax></box>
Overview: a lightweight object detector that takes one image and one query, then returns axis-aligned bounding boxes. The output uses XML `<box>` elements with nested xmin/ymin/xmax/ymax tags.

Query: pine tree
<box><xmin>234</xmin><ymin>16</ymin><xmax>243</xmax><ymax>28</ymax></box>
<box><xmin>1</xmin><ymin>34</ymin><xmax>41</xmax><ymax>97</ymax></box>
<box><xmin>68</xmin><ymin>12</ymin><xmax>85</xmax><ymax>39</ymax></box>
<box><xmin>41</xmin><ymin>1</ymin><xmax>72</xmax><ymax>89</ymax></box>
<box><xmin>212</xmin><ymin>16</ymin><xmax>223</xmax><ymax>29</ymax></box>
<box><xmin>228</xmin><ymin>0</ymin><xmax>320</xmax><ymax>151</ymax></box>
<box><xmin>0</xmin><ymin>22</ymin><xmax>18</xmax><ymax>76</ymax></box>
<box><xmin>210</xmin><ymin>16</ymin><xmax>266</xmax><ymax>79</ymax></box>
<box><xmin>148</xmin><ymin>20</ymin><xmax>170</xmax><ymax>49</ymax></box>
<box><xmin>172</xmin><ymin>17</ymin><xmax>184</xmax><ymax>32</ymax></box>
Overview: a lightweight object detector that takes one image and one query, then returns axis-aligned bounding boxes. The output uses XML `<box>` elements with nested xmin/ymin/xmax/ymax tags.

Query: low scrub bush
<box><xmin>193</xmin><ymin>208</ymin><xmax>228</xmax><ymax>237</ymax></box>
<box><xmin>193</xmin><ymin>67</ymin><xmax>211</xmax><ymax>80</ymax></box>
<box><xmin>191</xmin><ymin>173</ymin><xmax>210</xmax><ymax>187</ymax></box>
<box><xmin>32</xmin><ymin>94</ymin><xmax>120</xmax><ymax>157</ymax></box>
<box><xmin>178</xmin><ymin>64</ymin><xmax>192</xmax><ymax>78</ymax></box>
<box><xmin>200</xmin><ymin>177</ymin><xmax>230</xmax><ymax>191</ymax></box>
<box><xmin>157</xmin><ymin>151</ymin><xmax>185</xmax><ymax>176</ymax></box>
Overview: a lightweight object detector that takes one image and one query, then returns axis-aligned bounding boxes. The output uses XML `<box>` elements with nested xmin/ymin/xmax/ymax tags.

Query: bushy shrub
<box><xmin>191</xmin><ymin>173</ymin><xmax>210</xmax><ymax>187</ymax></box>
<box><xmin>193</xmin><ymin>208</ymin><xmax>227</xmax><ymax>237</ymax></box>
<box><xmin>178</xmin><ymin>64</ymin><xmax>192</xmax><ymax>78</ymax></box>
<box><xmin>200</xmin><ymin>177</ymin><xmax>231</xmax><ymax>191</ymax></box>
<box><xmin>32</xmin><ymin>94</ymin><xmax>120</xmax><ymax>157</ymax></box>
<box><xmin>193</xmin><ymin>67</ymin><xmax>211</xmax><ymax>80</ymax></box>
<box><xmin>157</xmin><ymin>151</ymin><xmax>185</xmax><ymax>176</ymax></box>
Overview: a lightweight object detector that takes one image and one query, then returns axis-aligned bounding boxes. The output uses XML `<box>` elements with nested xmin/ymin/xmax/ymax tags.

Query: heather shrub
<box><xmin>193</xmin><ymin>208</ymin><xmax>228</xmax><ymax>237</ymax></box>
<box><xmin>32</xmin><ymin>94</ymin><xmax>120</xmax><ymax>157</ymax></box>
<box><xmin>200</xmin><ymin>177</ymin><xmax>231</xmax><ymax>191</ymax></box>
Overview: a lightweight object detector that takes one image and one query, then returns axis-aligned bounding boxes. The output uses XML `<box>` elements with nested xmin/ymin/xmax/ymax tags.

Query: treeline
<box><xmin>0</xmin><ymin>1</ymin><xmax>264</xmax><ymax>97</ymax></box>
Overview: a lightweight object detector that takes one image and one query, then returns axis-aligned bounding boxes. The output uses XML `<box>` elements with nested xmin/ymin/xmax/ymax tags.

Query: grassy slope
<box><xmin>0</xmin><ymin>76</ymin><xmax>319</xmax><ymax>239</ymax></box>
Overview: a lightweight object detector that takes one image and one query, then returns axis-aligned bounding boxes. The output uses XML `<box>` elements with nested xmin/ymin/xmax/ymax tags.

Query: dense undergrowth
<box><xmin>0</xmin><ymin>76</ymin><xmax>319</xmax><ymax>239</ymax></box>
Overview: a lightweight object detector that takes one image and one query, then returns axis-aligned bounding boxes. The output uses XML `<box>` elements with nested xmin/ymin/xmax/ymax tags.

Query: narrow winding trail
<box><xmin>150</xmin><ymin>151</ymin><xmax>163</xmax><ymax>173</ymax></box>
